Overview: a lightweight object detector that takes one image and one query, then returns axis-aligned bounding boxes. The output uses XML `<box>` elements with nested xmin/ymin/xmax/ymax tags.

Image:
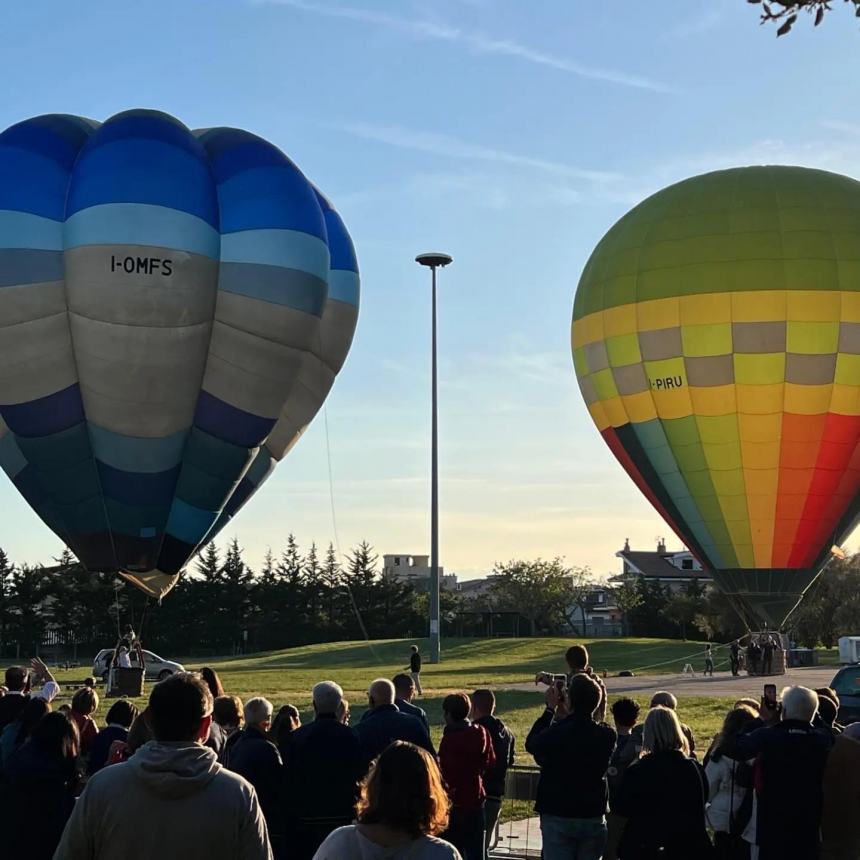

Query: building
<box><xmin>612</xmin><ymin>538</ymin><xmax>714</xmax><ymax>594</ymax></box>
<box><xmin>382</xmin><ymin>554</ymin><xmax>459</xmax><ymax>591</ymax></box>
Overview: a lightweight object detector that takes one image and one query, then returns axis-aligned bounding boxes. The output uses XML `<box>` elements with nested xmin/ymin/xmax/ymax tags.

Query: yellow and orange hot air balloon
<box><xmin>572</xmin><ymin>165</ymin><xmax>860</xmax><ymax>628</ymax></box>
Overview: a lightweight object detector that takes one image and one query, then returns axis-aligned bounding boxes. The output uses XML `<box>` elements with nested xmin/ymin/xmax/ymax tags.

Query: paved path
<box><xmin>501</xmin><ymin>665</ymin><xmax>838</xmax><ymax>699</ymax></box>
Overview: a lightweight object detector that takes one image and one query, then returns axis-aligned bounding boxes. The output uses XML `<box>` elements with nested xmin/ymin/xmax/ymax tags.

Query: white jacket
<box><xmin>705</xmin><ymin>755</ymin><xmax>749</xmax><ymax>834</ymax></box>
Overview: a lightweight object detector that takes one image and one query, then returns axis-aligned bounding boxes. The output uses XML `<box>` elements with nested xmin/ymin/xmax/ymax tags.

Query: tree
<box><xmin>195</xmin><ymin>542</ymin><xmax>222</xmax><ymax>582</ymax></box>
<box><xmin>0</xmin><ymin>548</ymin><xmax>14</xmax><ymax>655</ymax></box>
<box><xmin>321</xmin><ymin>543</ymin><xmax>342</xmax><ymax>631</ymax></box>
<box><xmin>749</xmin><ymin>1</ymin><xmax>860</xmax><ymax>37</ymax></box>
<box><xmin>490</xmin><ymin>558</ymin><xmax>571</xmax><ymax>636</ymax></box>
<box><xmin>664</xmin><ymin>594</ymin><xmax>699</xmax><ymax>641</ymax></box>
<box><xmin>561</xmin><ymin>566</ymin><xmax>595</xmax><ymax>634</ymax></box>
<box><xmin>611</xmin><ymin>580</ymin><xmax>643</xmax><ymax>637</ymax></box>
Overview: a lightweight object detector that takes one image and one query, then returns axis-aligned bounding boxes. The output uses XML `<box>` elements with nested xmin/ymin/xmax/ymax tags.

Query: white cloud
<box><xmin>257</xmin><ymin>0</ymin><xmax>675</xmax><ymax>93</ymax></box>
<box><xmin>337</xmin><ymin>121</ymin><xmax>620</xmax><ymax>183</ymax></box>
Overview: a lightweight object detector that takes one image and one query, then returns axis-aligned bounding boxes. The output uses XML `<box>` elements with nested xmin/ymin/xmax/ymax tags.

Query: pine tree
<box><xmin>304</xmin><ymin>542</ymin><xmax>322</xmax><ymax>621</ymax></box>
<box><xmin>322</xmin><ymin>543</ymin><xmax>342</xmax><ymax>631</ymax></box>
<box><xmin>0</xmin><ymin>548</ymin><xmax>14</xmax><ymax>656</ymax></box>
<box><xmin>195</xmin><ymin>542</ymin><xmax>222</xmax><ymax>582</ymax></box>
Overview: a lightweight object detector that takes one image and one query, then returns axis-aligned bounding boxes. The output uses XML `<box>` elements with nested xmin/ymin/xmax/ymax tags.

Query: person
<box><xmin>54</xmin><ymin>672</ymin><xmax>272</xmax><ymax>860</ymax></box>
<box><xmin>108</xmin><ymin>706</ymin><xmax>154</xmax><ymax>765</ymax></box>
<box><xmin>649</xmin><ymin>691</ymin><xmax>696</xmax><ymax>758</ymax></box>
<box><xmin>393</xmin><ymin>673</ymin><xmax>430</xmax><ymax>731</ymax></box>
<box><xmin>735</xmin><ymin>686</ymin><xmax>832</xmax><ymax>860</ymax></box>
<box><xmin>213</xmin><ymin>694</ymin><xmax>244</xmax><ymax>764</ymax></box>
<box><xmin>526</xmin><ymin>673</ymin><xmax>616</xmax><ymax>860</ymax></box>
<box><xmin>83</xmin><ymin>677</ymin><xmax>97</xmax><ymax>689</ymax></box>
<box><xmin>816</xmin><ymin>696</ymin><xmax>842</xmax><ymax>739</ymax></box>
<box><xmin>761</xmin><ymin>635</ymin><xmax>774</xmax><ymax>675</ymax></box>
<box><xmin>704</xmin><ymin>644</ymin><xmax>715</xmax><ymax>677</ymax></box>
<box><xmin>705</xmin><ymin>706</ymin><xmax>757</xmax><ymax>860</ymax></box>
<box><xmin>615</xmin><ymin>706</ymin><xmax>713</xmax><ymax>859</ymax></box>
<box><xmin>438</xmin><ymin>693</ymin><xmax>495</xmax><ymax>860</ymax></box>
<box><xmin>69</xmin><ymin>686</ymin><xmax>99</xmax><ymax>756</ymax></box>
<box><xmin>116</xmin><ymin>643</ymin><xmax>132</xmax><ymax>669</ymax></box>
<box><xmin>354</xmin><ymin>678</ymin><xmax>435</xmax><ymax>772</ymax></box>
<box><xmin>227</xmin><ymin>696</ymin><xmax>283</xmax><ymax>842</ymax></box>
<box><xmin>730</xmin><ymin>640</ymin><xmax>741</xmax><ymax>677</ymax></box>
<box><xmin>200</xmin><ymin>666</ymin><xmax>225</xmax><ymax>699</ymax></box>
<box><xmin>469</xmin><ymin>689</ymin><xmax>514</xmax><ymax>853</ymax></box>
<box><xmin>271</xmin><ymin>703</ymin><xmax>301</xmax><ymax>759</ymax></box>
<box><xmin>746</xmin><ymin>639</ymin><xmax>761</xmax><ymax>676</ymax></box>
<box><xmin>87</xmin><ymin>700</ymin><xmax>138</xmax><ymax>775</ymax></box>
<box><xmin>0</xmin><ymin>695</ymin><xmax>50</xmax><ymax>766</ymax></box>
<box><xmin>605</xmin><ymin>698</ymin><xmax>643</xmax><ymax>860</ymax></box>
<box><xmin>408</xmin><ymin>645</ymin><xmax>423</xmax><ymax>695</ymax></box>
<box><xmin>537</xmin><ymin>645</ymin><xmax>608</xmax><ymax>723</ymax></box>
<box><xmin>284</xmin><ymin>681</ymin><xmax>364</xmax><ymax>860</ymax></box>
<box><xmin>0</xmin><ymin>658</ymin><xmax>60</xmax><ymax>730</ymax></box>
<box><xmin>821</xmin><ymin>722</ymin><xmax>860</xmax><ymax>860</ymax></box>
<box><xmin>312</xmin><ymin>741</ymin><xmax>461</xmax><ymax>859</ymax></box>
<box><xmin>0</xmin><ymin>711</ymin><xmax>80</xmax><ymax>860</ymax></box>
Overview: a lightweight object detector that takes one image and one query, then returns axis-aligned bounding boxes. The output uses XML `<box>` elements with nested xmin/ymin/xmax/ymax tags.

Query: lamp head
<box><xmin>415</xmin><ymin>252</ymin><xmax>453</xmax><ymax>268</ymax></box>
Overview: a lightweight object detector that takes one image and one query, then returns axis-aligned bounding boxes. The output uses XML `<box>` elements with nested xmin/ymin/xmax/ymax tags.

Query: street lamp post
<box><xmin>415</xmin><ymin>252</ymin><xmax>453</xmax><ymax>664</ymax></box>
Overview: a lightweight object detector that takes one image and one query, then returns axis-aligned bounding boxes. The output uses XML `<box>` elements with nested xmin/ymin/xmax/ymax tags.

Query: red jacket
<box><xmin>439</xmin><ymin>721</ymin><xmax>496</xmax><ymax>811</ymax></box>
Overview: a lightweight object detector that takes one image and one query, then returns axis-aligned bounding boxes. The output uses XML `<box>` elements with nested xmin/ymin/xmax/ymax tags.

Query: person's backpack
<box><xmin>607</xmin><ymin>726</ymin><xmax>643</xmax><ymax>805</ymax></box>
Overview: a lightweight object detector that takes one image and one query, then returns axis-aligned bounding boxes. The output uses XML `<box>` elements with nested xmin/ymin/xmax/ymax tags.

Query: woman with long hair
<box><xmin>0</xmin><ymin>712</ymin><xmax>80</xmax><ymax>860</ymax></box>
<box><xmin>312</xmin><ymin>741</ymin><xmax>462</xmax><ymax>859</ymax></box>
<box><xmin>69</xmin><ymin>686</ymin><xmax>99</xmax><ymax>755</ymax></box>
<box><xmin>0</xmin><ymin>696</ymin><xmax>49</xmax><ymax>765</ymax></box>
<box><xmin>200</xmin><ymin>667</ymin><xmax>225</xmax><ymax>699</ymax></box>
<box><xmin>706</xmin><ymin>706</ymin><xmax>757</xmax><ymax>860</ymax></box>
<box><xmin>615</xmin><ymin>707</ymin><xmax>714</xmax><ymax>859</ymax></box>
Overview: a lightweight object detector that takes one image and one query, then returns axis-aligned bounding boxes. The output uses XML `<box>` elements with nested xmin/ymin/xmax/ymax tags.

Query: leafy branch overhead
<box><xmin>749</xmin><ymin>0</ymin><xmax>860</xmax><ymax>36</ymax></box>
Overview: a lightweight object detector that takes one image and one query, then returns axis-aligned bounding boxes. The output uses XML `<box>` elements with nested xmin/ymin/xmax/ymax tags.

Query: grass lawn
<box><xmin>47</xmin><ymin>637</ymin><xmax>741</xmax><ymax>823</ymax></box>
<box><xmin>50</xmin><ymin>636</ymin><xmax>735</xmax><ymax>753</ymax></box>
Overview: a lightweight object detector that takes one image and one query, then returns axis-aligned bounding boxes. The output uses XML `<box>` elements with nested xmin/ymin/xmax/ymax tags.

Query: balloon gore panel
<box><xmin>572</xmin><ymin>166</ymin><xmax>860</xmax><ymax>627</ymax></box>
<box><xmin>0</xmin><ymin>111</ymin><xmax>360</xmax><ymax>597</ymax></box>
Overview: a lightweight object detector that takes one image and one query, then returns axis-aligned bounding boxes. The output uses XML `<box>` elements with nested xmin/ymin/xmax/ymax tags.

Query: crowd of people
<box><xmin>0</xmin><ymin>644</ymin><xmax>856</xmax><ymax>860</ymax></box>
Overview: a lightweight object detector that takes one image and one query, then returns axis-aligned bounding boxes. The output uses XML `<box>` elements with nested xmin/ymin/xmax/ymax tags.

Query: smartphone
<box><xmin>554</xmin><ymin>679</ymin><xmax>565</xmax><ymax>695</ymax></box>
<box><xmin>763</xmin><ymin>683</ymin><xmax>777</xmax><ymax>708</ymax></box>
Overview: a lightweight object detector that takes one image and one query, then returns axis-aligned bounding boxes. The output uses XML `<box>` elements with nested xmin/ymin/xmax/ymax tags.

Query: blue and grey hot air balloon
<box><xmin>0</xmin><ymin>110</ymin><xmax>359</xmax><ymax>598</ymax></box>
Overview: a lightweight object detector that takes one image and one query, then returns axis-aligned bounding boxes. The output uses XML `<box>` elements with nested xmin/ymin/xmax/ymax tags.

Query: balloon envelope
<box><xmin>0</xmin><ymin>111</ymin><xmax>359</xmax><ymax>597</ymax></box>
<box><xmin>572</xmin><ymin>165</ymin><xmax>860</xmax><ymax>627</ymax></box>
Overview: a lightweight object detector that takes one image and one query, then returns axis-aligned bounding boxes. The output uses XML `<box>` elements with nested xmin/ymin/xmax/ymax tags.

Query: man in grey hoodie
<box><xmin>53</xmin><ymin>672</ymin><xmax>272</xmax><ymax>860</ymax></box>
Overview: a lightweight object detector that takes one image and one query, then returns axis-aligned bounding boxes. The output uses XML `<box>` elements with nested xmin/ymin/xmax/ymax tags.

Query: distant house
<box><xmin>569</xmin><ymin>585</ymin><xmax>623</xmax><ymax>637</ymax></box>
<box><xmin>381</xmin><ymin>554</ymin><xmax>459</xmax><ymax>592</ymax></box>
<box><xmin>612</xmin><ymin>538</ymin><xmax>714</xmax><ymax>594</ymax></box>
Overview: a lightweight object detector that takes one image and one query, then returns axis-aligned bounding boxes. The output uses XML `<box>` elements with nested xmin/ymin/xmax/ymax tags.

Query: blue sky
<box><xmin>3</xmin><ymin>1</ymin><xmax>860</xmax><ymax>579</ymax></box>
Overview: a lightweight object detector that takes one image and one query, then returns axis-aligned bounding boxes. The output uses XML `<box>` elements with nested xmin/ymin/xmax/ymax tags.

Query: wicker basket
<box><xmin>108</xmin><ymin>667</ymin><xmax>144</xmax><ymax>698</ymax></box>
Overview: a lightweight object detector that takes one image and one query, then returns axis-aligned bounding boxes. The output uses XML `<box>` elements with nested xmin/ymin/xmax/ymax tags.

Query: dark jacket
<box><xmin>410</xmin><ymin>652</ymin><xmax>422</xmax><ymax>673</ymax></box>
<box><xmin>284</xmin><ymin>714</ymin><xmax>364</xmax><ymax>822</ymax></box>
<box><xmin>615</xmin><ymin>750</ymin><xmax>712</xmax><ymax>859</ymax></box>
<box><xmin>525</xmin><ymin>710</ymin><xmax>616</xmax><ymax>819</ymax></box>
<box><xmin>0</xmin><ymin>741</ymin><xmax>77</xmax><ymax>860</ymax></box>
<box><xmin>354</xmin><ymin>705</ymin><xmax>434</xmax><ymax>771</ymax></box>
<box><xmin>87</xmin><ymin>724</ymin><xmax>128</xmax><ymax>775</ymax></box>
<box><xmin>227</xmin><ymin>726</ymin><xmax>283</xmax><ymax>828</ymax></box>
<box><xmin>475</xmin><ymin>714</ymin><xmax>515</xmax><ymax>799</ymax></box>
<box><xmin>0</xmin><ymin>693</ymin><xmax>28</xmax><ymax>733</ymax></box>
<box><xmin>205</xmin><ymin>720</ymin><xmax>227</xmax><ymax>760</ymax></box>
<box><xmin>395</xmin><ymin>697</ymin><xmax>429</xmax><ymax>731</ymax></box>
<box><xmin>439</xmin><ymin>721</ymin><xmax>495</xmax><ymax>811</ymax></box>
<box><xmin>737</xmin><ymin>719</ymin><xmax>832</xmax><ymax>860</ymax></box>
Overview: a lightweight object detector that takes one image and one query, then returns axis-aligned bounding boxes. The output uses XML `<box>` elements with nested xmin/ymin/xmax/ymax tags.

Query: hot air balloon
<box><xmin>0</xmin><ymin>110</ymin><xmax>359</xmax><ymax>599</ymax></box>
<box><xmin>572</xmin><ymin>165</ymin><xmax>860</xmax><ymax>629</ymax></box>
